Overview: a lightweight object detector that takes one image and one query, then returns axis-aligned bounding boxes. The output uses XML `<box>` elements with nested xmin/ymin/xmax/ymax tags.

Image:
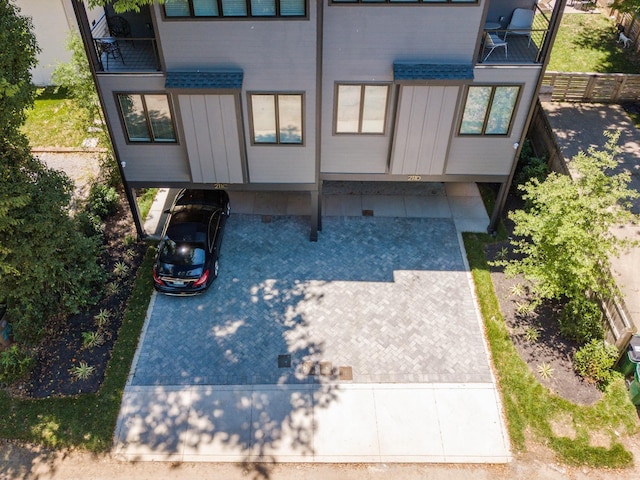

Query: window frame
<box><xmin>330</xmin><ymin>0</ymin><xmax>477</xmax><ymax>5</ymax></box>
<box><xmin>162</xmin><ymin>0</ymin><xmax>308</xmax><ymax>19</ymax></box>
<box><xmin>115</xmin><ymin>93</ymin><xmax>178</xmax><ymax>144</ymax></box>
<box><xmin>333</xmin><ymin>82</ymin><xmax>391</xmax><ymax>136</ymax></box>
<box><xmin>458</xmin><ymin>84</ymin><xmax>522</xmax><ymax>137</ymax></box>
<box><xmin>247</xmin><ymin>92</ymin><xmax>305</xmax><ymax>146</ymax></box>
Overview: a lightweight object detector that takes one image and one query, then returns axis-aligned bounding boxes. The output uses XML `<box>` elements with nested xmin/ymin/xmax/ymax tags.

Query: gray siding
<box><xmin>154</xmin><ymin>4</ymin><xmax>317</xmax><ymax>184</ymax></box>
<box><xmin>179</xmin><ymin>94</ymin><xmax>244</xmax><ymax>184</ymax></box>
<box><xmin>445</xmin><ymin>65</ymin><xmax>542</xmax><ymax>176</ymax></box>
<box><xmin>391</xmin><ymin>86</ymin><xmax>459</xmax><ymax>176</ymax></box>
<box><xmin>97</xmin><ymin>74</ymin><xmax>191</xmax><ymax>183</ymax></box>
<box><xmin>320</xmin><ymin>4</ymin><xmax>483</xmax><ymax>175</ymax></box>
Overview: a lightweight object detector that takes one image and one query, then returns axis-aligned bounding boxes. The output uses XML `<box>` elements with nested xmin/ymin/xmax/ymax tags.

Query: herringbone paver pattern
<box><xmin>131</xmin><ymin>215</ymin><xmax>492</xmax><ymax>386</ymax></box>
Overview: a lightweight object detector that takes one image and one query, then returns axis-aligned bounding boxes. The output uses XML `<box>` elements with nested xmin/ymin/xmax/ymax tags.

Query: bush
<box><xmin>0</xmin><ymin>345</ymin><xmax>34</xmax><ymax>384</ymax></box>
<box><xmin>559</xmin><ymin>297</ymin><xmax>604</xmax><ymax>344</ymax></box>
<box><xmin>87</xmin><ymin>183</ymin><xmax>119</xmax><ymax>219</ymax></box>
<box><xmin>514</xmin><ymin>139</ymin><xmax>549</xmax><ymax>188</ymax></box>
<box><xmin>574</xmin><ymin>340</ymin><xmax>619</xmax><ymax>390</ymax></box>
<box><xmin>75</xmin><ymin>211</ymin><xmax>104</xmax><ymax>238</ymax></box>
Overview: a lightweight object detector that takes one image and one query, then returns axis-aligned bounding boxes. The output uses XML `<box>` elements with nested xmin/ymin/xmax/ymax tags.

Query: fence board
<box><xmin>542</xmin><ymin>72</ymin><xmax>640</xmax><ymax>102</ymax></box>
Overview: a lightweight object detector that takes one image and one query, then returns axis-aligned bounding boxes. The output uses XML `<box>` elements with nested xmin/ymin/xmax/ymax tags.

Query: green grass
<box><xmin>548</xmin><ymin>12</ymin><xmax>640</xmax><ymax>73</ymax></box>
<box><xmin>0</xmin><ymin>248</ymin><xmax>155</xmax><ymax>452</ymax></box>
<box><xmin>463</xmin><ymin>232</ymin><xmax>638</xmax><ymax>467</ymax></box>
<box><xmin>137</xmin><ymin>188</ymin><xmax>159</xmax><ymax>222</ymax></box>
<box><xmin>21</xmin><ymin>87</ymin><xmax>87</xmax><ymax>148</ymax></box>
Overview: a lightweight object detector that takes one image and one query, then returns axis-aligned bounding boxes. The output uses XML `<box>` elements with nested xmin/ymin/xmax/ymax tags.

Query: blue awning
<box><xmin>165</xmin><ymin>70</ymin><xmax>243</xmax><ymax>90</ymax></box>
<box><xmin>393</xmin><ymin>62</ymin><xmax>474</xmax><ymax>83</ymax></box>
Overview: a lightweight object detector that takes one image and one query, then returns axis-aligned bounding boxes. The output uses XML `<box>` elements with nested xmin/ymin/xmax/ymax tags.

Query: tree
<box><xmin>0</xmin><ymin>2</ymin><xmax>105</xmax><ymax>345</ymax></box>
<box><xmin>0</xmin><ymin>0</ymin><xmax>39</xmax><ymax>147</ymax></box>
<box><xmin>498</xmin><ymin>131</ymin><xmax>638</xmax><ymax>304</ymax></box>
<box><xmin>87</xmin><ymin>0</ymin><xmax>163</xmax><ymax>13</ymax></box>
<box><xmin>611</xmin><ymin>0</ymin><xmax>640</xmax><ymax>15</ymax></box>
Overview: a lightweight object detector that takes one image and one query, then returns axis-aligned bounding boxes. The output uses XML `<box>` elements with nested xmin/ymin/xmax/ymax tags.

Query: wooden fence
<box><xmin>541</xmin><ymin>71</ymin><xmax>640</xmax><ymax>103</ymax></box>
<box><xmin>528</xmin><ymin>101</ymin><xmax>637</xmax><ymax>353</ymax></box>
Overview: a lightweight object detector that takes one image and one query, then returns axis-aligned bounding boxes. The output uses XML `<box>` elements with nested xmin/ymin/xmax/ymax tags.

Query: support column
<box><xmin>310</xmin><ymin>190</ymin><xmax>319</xmax><ymax>242</ymax></box>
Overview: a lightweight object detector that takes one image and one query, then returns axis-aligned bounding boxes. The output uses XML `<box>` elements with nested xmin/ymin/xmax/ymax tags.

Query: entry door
<box><xmin>390</xmin><ymin>86</ymin><xmax>458</xmax><ymax>176</ymax></box>
<box><xmin>179</xmin><ymin>94</ymin><xmax>245</xmax><ymax>184</ymax></box>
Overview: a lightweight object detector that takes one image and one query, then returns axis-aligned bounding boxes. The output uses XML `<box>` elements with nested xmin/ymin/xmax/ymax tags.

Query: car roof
<box><xmin>174</xmin><ymin>189</ymin><xmax>229</xmax><ymax>210</ymax></box>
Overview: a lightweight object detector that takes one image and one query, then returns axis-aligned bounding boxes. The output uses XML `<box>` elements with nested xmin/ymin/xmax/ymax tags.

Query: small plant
<box><xmin>113</xmin><ymin>261</ymin><xmax>130</xmax><ymax>278</ymax></box>
<box><xmin>510</xmin><ymin>283</ymin><xmax>526</xmax><ymax>297</ymax></box>
<box><xmin>495</xmin><ymin>246</ymin><xmax>509</xmax><ymax>261</ymax></box>
<box><xmin>125</xmin><ymin>248</ymin><xmax>136</xmax><ymax>260</ymax></box>
<box><xmin>574</xmin><ymin>340</ymin><xmax>619</xmax><ymax>390</ymax></box>
<box><xmin>524</xmin><ymin>326</ymin><xmax>540</xmax><ymax>343</ymax></box>
<box><xmin>0</xmin><ymin>345</ymin><xmax>35</xmax><ymax>384</ymax></box>
<box><xmin>69</xmin><ymin>361</ymin><xmax>96</xmax><ymax>381</ymax></box>
<box><xmin>82</xmin><ymin>331</ymin><xmax>105</xmax><ymax>349</ymax></box>
<box><xmin>124</xmin><ymin>234</ymin><xmax>137</xmax><ymax>247</ymax></box>
<box><xmin>515</xmin><ymin>300</ymin><xmax>536</xmax><ymax>317</ymax></box>
<box><xmin>94</xmin><ymin>308</ymin><xmax>111</xmax><ymax>328</ymax></box>
<box><xmin>537</xmin><ymin>362</ymin><xmax>554</xmax><ymax>380</ymax></box>
<box><xmin>105</xmin><ymin>281</ymin><xmax>120</xmax><ymax>296</ymax></box>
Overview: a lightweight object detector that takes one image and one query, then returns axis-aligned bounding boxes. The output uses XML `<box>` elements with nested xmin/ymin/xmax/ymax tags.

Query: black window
<box><xmin>164</xmin><ymin>0</ymin><xmax>306</xmax><ymax>17</ymax></box>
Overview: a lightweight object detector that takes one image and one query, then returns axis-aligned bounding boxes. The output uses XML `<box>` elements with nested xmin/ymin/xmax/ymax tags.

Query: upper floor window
<box><xmin>117</xmin><ymin>94</ymin><xmax>177</xmax><ymax>143</ymax></box>
<box><xmin>164</xmin><ymin>0</ymin><xmax>306</xmax><ymax>17</ymax></box>
<box><xmin>335</xmin><ymin>83</ymin><xmax>389</xmax><ymax>134</ymax></box>
<box><xmin>249</xmin><ymin>93</ymin><xmax>304</xmax><ymax>144</ymax></box>
<box><xmin>459</xmin><ymin>85</ymin><xmax>520</xmax><ymax>136</ymax></box>
<box><xmin>331</xmin><ymin>0</ymin><xmax>476</xmax><ymax>4</ymax></box>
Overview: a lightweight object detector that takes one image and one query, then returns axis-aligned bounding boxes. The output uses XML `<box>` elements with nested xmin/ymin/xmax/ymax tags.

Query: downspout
<box><xmin>71</xmin><ymin>0</ymin><xmax>145</xmax><ymax>239</ymax></box>
<box><xmin>312</xmin><ymin>0</ymin><xmax>324</xmax><ymax>241</ymax></box>
<box><xmin>488</xmin><ymin>0</ymin><xmax>567</xmax><ymax>233</ymax></box>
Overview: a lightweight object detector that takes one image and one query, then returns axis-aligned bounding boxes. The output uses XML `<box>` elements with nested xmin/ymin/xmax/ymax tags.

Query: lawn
<box><xmin>548</xmin><ymin>11</ymin><xmax>640</xmax><ymax>73</ymax></box>
<box><xmin>21</xmin><ymin>87</ymin><xmax>87</xmax><ymax>148</ymax></box>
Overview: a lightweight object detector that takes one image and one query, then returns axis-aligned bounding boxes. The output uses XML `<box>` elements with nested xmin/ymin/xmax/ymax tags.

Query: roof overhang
<box><xmin>165</xmin><ymin>69</ymin><xmax>244</xmax><ymax>93</ymax></box>
<box><xmin>393</xmin><ymin>62</ymin><xmax>474</xmax><ymax>85</ymax></box>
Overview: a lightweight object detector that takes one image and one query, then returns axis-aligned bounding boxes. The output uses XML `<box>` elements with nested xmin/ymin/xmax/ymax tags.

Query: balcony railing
<box><xmin>478</xmin><ymin>28</ymin><xmax>549</xmax><ymax>64</ymax></box>
<box><xmin>93</xmin><ymin>37</ymin><xmax>161</xmax><ymax>72</ymax></box>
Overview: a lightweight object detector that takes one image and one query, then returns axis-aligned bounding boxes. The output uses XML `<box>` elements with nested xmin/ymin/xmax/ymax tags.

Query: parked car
<box><xmin>153</xmin><ymin>189</ymin><xmax>230</xmax><ymax>296</ymax></box>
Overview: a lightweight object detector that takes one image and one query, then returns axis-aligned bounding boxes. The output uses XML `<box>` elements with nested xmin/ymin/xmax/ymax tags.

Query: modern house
<box><xmin>71</xmin><ymin>0</ymin><xmax>565</xmax><ymax>240</ymax></box>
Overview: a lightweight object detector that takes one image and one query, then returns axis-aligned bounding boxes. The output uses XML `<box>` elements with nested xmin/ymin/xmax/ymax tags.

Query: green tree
<box><xmin>611</xmin><ymin>0</ymin><xmax>640</xmax><ymax>15</ymax></box>
<box><xmin>87</xmin><ymin>0</ymin><xmax>162</xmax><ymax>13</ymax></box>
<box><xmin>498</xmin><ymin>131</ymin><xmax>638</xmax><ymax>304</ymax></box>
<box><xmin>0</xmin><ymin>0</ymin><xmax>39</xmax><ymax>147</ymax></box>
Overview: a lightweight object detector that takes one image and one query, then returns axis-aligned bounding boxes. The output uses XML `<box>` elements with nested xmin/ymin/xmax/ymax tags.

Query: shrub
<box><xmin>574</xmin><ymin>340</ymin><xmax>619</xmax><ymax>390</ymax></box>
<box><xmin>0</xmin><ymin>345</ymin><xmax>35</xmax><ymax>384</ymax></box>
<box><xmin>514</xmin><ymin>139</ymin><xmax>549</xmax><ymax>188</ymax></box>
<box><xmin>559</xmin><ymin>297</ymin><xmax>604</xmax><ymax>344</ymax></box>
<box><xmin>75</xmin><ymin>211</ymin><xmax>104</xmax><ymax>238</ymax></box>
<box><xmin>87</xmin><ymin>183</ymin><xmax>119</xmax><ymax>219</ymax></box>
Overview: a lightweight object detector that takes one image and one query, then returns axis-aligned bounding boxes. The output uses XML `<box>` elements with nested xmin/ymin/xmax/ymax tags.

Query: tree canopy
<box><xmin>611</xmin><ymin>0</ymin><xmax>640</xmax><ymax>14</ymax></box>
<box><xmin>498</xmin><ymin>131</ymin><xmax>638</xmax><ymax>303</ymax></box>
<box><xmin>87</xmin><ymin>0</ymin><xmax>163</xmax><ymax>13</ymax></box>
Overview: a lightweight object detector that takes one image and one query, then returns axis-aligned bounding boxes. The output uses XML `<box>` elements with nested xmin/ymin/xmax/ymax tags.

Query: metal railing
<box><xmin>93</xmin><ymin>37</ymin><xmax>161</xmax><ymax>73</ymax></box>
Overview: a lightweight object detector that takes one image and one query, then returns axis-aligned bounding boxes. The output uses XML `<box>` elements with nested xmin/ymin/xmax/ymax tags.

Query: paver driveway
<box><xmin>115</xmin><ymin>213</ymin><xmax>509</xmax><ymax>463</ymax></box>
<box><xmin>131</xmin><ymin>215</ymin><xmax>490</xmax><ymax>386</ymax></box>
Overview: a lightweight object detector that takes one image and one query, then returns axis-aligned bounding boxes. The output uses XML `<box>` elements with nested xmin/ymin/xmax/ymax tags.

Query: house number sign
<box><xmin>407</xmin><ymin>175</ymin><xmax>422</xmax><ymax>181</ymax></box>
<box><xmin>214</xmin><ymin>183</ymin><xmax>228</xmax><ymax>189</ymax></box>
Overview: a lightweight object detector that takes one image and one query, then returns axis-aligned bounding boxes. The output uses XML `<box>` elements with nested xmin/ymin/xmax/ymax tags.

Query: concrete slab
<box><xmin>114</xmin><ymin>383</ymin><xmax>510</xmax><ymax>463</ymax></box>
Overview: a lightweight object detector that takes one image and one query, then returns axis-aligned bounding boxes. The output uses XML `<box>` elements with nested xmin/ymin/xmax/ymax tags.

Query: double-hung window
<box><xmin>164</xmin><ymin>0</ymin><xmax>306</xmax><ymax>17</ymax></box>
<box><xmin>117</xmin><ymin>94</ymin><xmax>177</xmax><ymax>143</ymax></box>
<box><xmin>459</xmin><ymin>85</ymin><xmax>520</xmax><ymax>135</ymax></box>
<box><xmin>335</xmin><ymin>83</ymin><xmax>389</xmax><ymax>134</ymax></box>
<box><xmin>249</xmin><ymin>93</ymin><xmax>304</xmax><ymax>145</ymax></box>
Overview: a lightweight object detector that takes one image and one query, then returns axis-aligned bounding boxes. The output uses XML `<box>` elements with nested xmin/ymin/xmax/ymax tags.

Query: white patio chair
<box><xmin>506</xmin><ymin>8</ymin><xmax>535</xmax><ymax>47</ymax></box>
<box><xmin>483</xmin><ymin>32</ymin><xmax>508</xmax><ymax>62</ymax></box>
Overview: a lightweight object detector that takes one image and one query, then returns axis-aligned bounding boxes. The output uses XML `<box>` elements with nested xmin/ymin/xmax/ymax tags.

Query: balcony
<box><xmin>90</xmin><ymin>10</ymin><xmax>161</xmax><ymax>73</ymax></box>
<box><xmin>478</xmin><ymin>4</ymin><xmax>553</xmax><ymax>65</ymax></box>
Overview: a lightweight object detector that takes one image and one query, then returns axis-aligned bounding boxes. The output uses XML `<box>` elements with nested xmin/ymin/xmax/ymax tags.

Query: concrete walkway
<box><xmin>115</xmin><ymin>183</ymin><xmax>511</xmax><ymax>464</ymax></box>
<box><xmin>541</xmin><ymin>102</ymin><xmax>640</xmax><ymax>330</ymax></box>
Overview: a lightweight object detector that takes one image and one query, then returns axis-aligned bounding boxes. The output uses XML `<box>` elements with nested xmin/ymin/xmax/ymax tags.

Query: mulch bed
<box><xmin>11</xmin><ymin>198</ymin><xmax>146</xmax><ymax>398</ymax></box>
<box><xmin>485</xmin><ymin>190</ymin><xmax>603</xmax><ymax>405</ymax></box>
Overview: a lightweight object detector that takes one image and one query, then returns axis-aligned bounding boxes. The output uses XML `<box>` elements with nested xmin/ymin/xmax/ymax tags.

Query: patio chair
<box><xmin>483</xmin><ymin>32</ymin><xmax>508</xmax><ymax>62</ymax></box>
<box><xmin>107</xmin><ymin>15</ymin><xmax>134</xmax><ymax>48</ymax></box>
<box><xmin>506</xmin><ymin>8</ymin><xmax>535</xmax><ymax>47</ymax></box>
<box><xmin>98</xmin><ymin>38</ymin><xmax>125</xmax><ymax>70</ymax></box>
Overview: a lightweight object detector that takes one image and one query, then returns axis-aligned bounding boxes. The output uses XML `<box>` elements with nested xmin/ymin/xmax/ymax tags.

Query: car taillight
<box><xmin>152</xmin><ymin>266</ymin><xmax>165</xmax><ymax>286</ymax></box>
<box><xmin>193</xmin><ymin>270</ymin><xmax>209</xmax><ymax>287</ymax></box>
